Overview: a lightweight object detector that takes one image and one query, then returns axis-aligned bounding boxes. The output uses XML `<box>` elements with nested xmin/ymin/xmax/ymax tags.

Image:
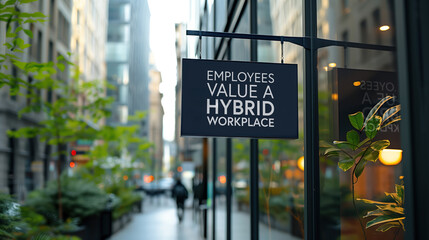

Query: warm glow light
<box><xmin>324</xmin><ymin>66</ymin><xmax>328</xmax><ymax>71</ymax></box>
<box><xmin>297</xmin><ymin>156</ymin><xmax>304</xmax><ymax>171</ymax></box>
<box><xmin>144</xmin><ymin>175</ymin><xmax>154</xmax><ymax>183</ymax></box>
<box><xmin>379</xmin><ymin>149</ymin><xmax>402</xmax><ymax>165</ymax></box>
<box><xmin>353</xmin><ymin>81</ymin><xmax>361</xmax><ymax>87</ymax></box>
<box><xmin>328</xmin><ymin>63</ymin><xmax>337</xmax><ymax>68</ymax></box>
<box><xmin>218</xmin><ymin>175</ymin><xmax>226</xmax><ymax>184</ymax></box>
<box><xmin>177</xmin><ymin>166</ymin><xmax>183</xmax><ymax>172</ymax></box>
<box><xmin>379</xmin><ymin>25</ymin><xmax>390</xmax><ymax>31</ymax></box>
<box><xmin>262</xmin><ymin>149</ymin><xmax>269</xmax><ymax>155</ymax></box>
<box><xmin>69</xmin><ymin>162</ymin><xmax>75</xmax><ymax>168</ymax></box>
<box><xmin>123</xmin><ymin>175</ymin><xmax>128</xmax><ymax>181</ymax></box>
<box><xmin>331</xmin><ymin>93</ymin><xmax>338</xmax><ymax>101</ymax></box>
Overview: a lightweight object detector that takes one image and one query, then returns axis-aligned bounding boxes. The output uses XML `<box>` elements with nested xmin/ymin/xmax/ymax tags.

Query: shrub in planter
<box><xmin>0</xmin><ymin>193</ymin><xmax>81</xmax><ymax>240</ymax></box>
<box><xmin>25</xmin><ymin>175</ymin><xmax>108</xmax><ymax>225</ymax></box>
<box><xmin>105</xmin><ymin>183</ymin><xmax>142</xmax><ymax>220</ymax></box>
<box><xmin>0</xmin><ymin>193</ymin><xmax>20</xmax><ymax>239</ymax></box>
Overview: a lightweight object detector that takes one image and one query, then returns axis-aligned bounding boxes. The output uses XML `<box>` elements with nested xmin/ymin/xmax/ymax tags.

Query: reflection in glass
<box><xmin>317</xmin><ymin>1</ymin><xmax>403</xmax><ymax>239</ymax></box>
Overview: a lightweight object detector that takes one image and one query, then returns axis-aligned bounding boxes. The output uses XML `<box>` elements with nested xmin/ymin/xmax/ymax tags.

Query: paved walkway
<box><xmin>109</xmin><ymin>196</ymin><xmax>301</xmax><ymax>240</ymax></box>
<box><xmin>109</xmin><ymin>196</ymin><xmax>201</xmax><ymax>240</ymax></box>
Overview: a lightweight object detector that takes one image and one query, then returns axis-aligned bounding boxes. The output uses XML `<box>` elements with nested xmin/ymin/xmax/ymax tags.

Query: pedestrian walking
<box><xmin>172</xmin><ymin>177</ymin><xmax>188</xmax><ymax>222</ymax></box>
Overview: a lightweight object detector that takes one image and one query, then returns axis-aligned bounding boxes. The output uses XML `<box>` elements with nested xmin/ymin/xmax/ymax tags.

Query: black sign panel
<box><xmin>332</xmin><ymin>68</ymin><xmax>400</xmax><ymax>148</ymax></box>
<box><xmin>181</xmin><ymin>59</ymin><xmax>298</xmax><ymax>139</ymax></box>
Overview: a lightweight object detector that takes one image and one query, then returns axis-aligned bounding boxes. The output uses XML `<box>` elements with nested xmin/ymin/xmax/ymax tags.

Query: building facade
<box><xmin>106</xmin><ymin>0</ymin><xmax>150</xmax><ymax>133</ymax></box>
<box><xmin>183</xmin><ymin>0</ymin><xmax>428</xmax><ymax>239</ymax></box>
<box><xmin>0</xmin><ymin>0</ymin><xmax>72</xmax><ymax>201</ymax></box>
<box><xmin>71</xmin><ymin>0</ymin><xmax>108</xmax><ymax>83</ymax></box>
<box><xmin>148</xmin><ymin>62</ymin><xmax>164</xmax><ymax>177</ymax></box>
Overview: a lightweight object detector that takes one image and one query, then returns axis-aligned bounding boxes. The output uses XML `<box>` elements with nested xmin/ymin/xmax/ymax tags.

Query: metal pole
<box><xmin>202</xmin><ymin>138</ymin><xmax>208</xmax><ymax>239</ymax></box>
<box><xmin>304</xmin><ymin>0</ymin><xmax>320</xmax><ymax>239</ymax></box>
<box><xmin>212</xmin><ymin>138</ymin><xmax>217</xmax><ymax>240</ymax></box>
<box><xmin>226</xmin><ymin>138</ymin><xmax>232</xmax><ymax>240</ymax></box>
<box><xmin>250</xmin><ymin>0</ymin><xmax>259</xmax><ymax>239</ymax></box>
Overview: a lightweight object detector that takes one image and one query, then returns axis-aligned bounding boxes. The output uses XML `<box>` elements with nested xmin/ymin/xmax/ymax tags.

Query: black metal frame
<box><xmin>187</xmin><ymin>30</ymin><xmax>395</xmax><ymax>52</ymax></box>
<box><xmin>395</xmin><ymin>0</ymin><xmax>429</xmax><ymax>239</ymax></box>
<box><xmin>188</xmin><ymin>1</ymin><xmax>397</xmax><ymax>239</ymax></box>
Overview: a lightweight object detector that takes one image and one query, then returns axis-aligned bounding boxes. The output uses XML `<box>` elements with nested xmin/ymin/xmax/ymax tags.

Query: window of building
<box><xmin>360</xmin><ymin>19</ymin><xmax>368</xmax><ymax>61</ymax></box>
<box><xmin>37</xmin><ymin>31</ymin><xmax>43</xmax><ymax>62</ymax></box>
<box><xmin>25</xmin><ymin>138</ymin><xmax>36</xmax><ymax>191</ymax></box>
<box><xmin>373</xmin><ymin>9</ymin><xmax>381</xmax><ymax>44</ymax></box>
<box><xmin>10</xmin><ymin>66</ymin><xmax>18</xmax><ymax>101</ymax></box>
<box><xmin>50</xmin><ymin>0</ymin><xmax>55</xmax><ymax>29</ymax></box>
<box><xmin>27</xmin><ymin>76</ymin><xmax>33</xmax><ymax>106</ymax></box>
<box><xmin>76</xmin><ymin>9</ymin><xmax>80</xmax><ymax>25</ymax></box>
<box><xmin>48</xmin><ymin>40</ymin><xmax>53</xmax><ymax>62</ymax></box>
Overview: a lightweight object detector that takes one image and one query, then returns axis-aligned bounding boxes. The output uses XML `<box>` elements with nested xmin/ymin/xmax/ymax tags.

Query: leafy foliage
<box><xmin>25</xmin><ymin>175</ymin><xmax>108</xmax><ymax>224</ymax></box>
<box><xmin>105</xmin><ymin>183</ymin><xmax>142</xmax><ymax>220</ymax></box>
<box><xmin>0</xmin><ymin>193</ymin><xmax>20</xmax><ymax>239</ymax></box>
<box><xmin>16</xmin><ymin>206</ymin><xmax>81</xmax><ymax>240</ymax></box>
<box><xmin>358</xmin><ymin>182</ymin><xmax>405</xmax><ymax>232</ymax></box>
<box><xmin>322</xmin><ymin>96</ymin><xmax>401</xmax><ymax>181</ymax></box>
<box><xmin>0</xmin><ymin>0</ymin><xmax>47</xmax><ymax>91</ymax></box>
<box><xmin>322</xmin><ymin>96</ymin><xmax>402</xmax><ymax>238</ymax></box>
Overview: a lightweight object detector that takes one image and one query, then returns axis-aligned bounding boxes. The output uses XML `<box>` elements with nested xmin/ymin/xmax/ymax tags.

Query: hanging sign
<box><xmin>181</xmin><ymin>59</ymin><xmax>298</xmax><ymax>139</ymax></box>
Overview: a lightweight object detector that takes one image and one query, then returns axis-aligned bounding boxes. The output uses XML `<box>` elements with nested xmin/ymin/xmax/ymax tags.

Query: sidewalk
<box><xmin>109</xmin><ymin>196</ymin><xmax>201</xmax><ymax>240</ymax></box>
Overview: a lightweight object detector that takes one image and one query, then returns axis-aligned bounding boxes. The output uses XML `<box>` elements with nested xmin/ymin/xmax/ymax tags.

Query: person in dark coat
<box><xmin>172</xmin><ymin>178</ymin><xmax>188</xmax><ymax>222</ymax></box>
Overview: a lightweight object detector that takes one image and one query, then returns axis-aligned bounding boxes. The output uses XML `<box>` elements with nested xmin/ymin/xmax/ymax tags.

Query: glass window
<box><xmin>317</xmin><ymin>1</ymin><xmax>403</xmax><ymax>239</ymax></box>
<box><xmin>257</xmin><ymin>2</ymin><xmax>305</xmax><ymax>239</ymax></box>
<box><xmin>108</xmin><ymin>4</ymin><xmax>131</xmax><ymax>22</ymax></box>
<box><xmin>106</xmin><ymin>42</ymin><xmax>129</xmax><ymax>62</ymax></box>
<box><xmin>108</xmin><ymin>24</ymin><xmax>130</xmax><ymax>42</ymax></box>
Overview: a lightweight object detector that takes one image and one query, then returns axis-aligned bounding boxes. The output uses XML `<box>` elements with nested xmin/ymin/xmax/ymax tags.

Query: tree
<box><xmin>1</xmin><ymin>0</ymin><xmax>46</xmax><ymax>94</ymax></box>
<box><xmin>8</xmin><ymin>63</ymin><xmax>114</xmax><ymax>220</ymax></box>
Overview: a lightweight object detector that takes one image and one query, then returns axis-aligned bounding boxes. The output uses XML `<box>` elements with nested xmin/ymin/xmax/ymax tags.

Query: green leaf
<box><xmin>381</xmin><ymin>115</ymin><xmax>401</xmax><ymax>129</ymax></box>
<box><xmin>365</xmin><ymin>116</ymin><xmax>382</xmax><ymax>139</ymax></box>
<box><xmin>338</xmin><ymin>158</ymin><xmax>354</xmax><ymax>172</ymax></box>
<box><xmin>357</xmin><ymin>198</ymin><xmax>391</xmax><ymax>205</ymax></box>
<box><xmin>376</xmin><ymin>222</ymin><xmax>401</xmax><ymax>232</ymax></box>
<box><xmin>378</xmin><ymin>204</ymin><xmax>404</xmax><ymax>215</ymax></box>
<box><xmin>14</xmin><ymin>37</ymin><xmax>25</xmax><ymax>47</ymax></box>
<box><xmin>20</xmin><ymin>0</ymin><xmax>38</xmax><ymax>3</ymax></box>
<box><xmin>364</xmin><ymin>150</ymin><xmax>379</xmax><ymax>162</ymax></box>
<box><xmin>355</xmin><ymin>159</ymin><xmax>367</xmax><ymax>179</ymax></box>
<box><xmin>363</xmin><ymin>208</ymin><xmax>384</xmax><ymax>218</ymax></box>
<box><xmin>366</xmin><ymin>215</ymin><xmax>405</xmax><ymax>229</ymax></box>
<box><xmin>324</xmin><ymin>147</ymin><xmax>341</xmax><ymax>155</ymax></box>
<box><xmin>6</xmin><ymin>31</ymin><xmax>16</xmax><ymax>38</ymax></box>
<box><xmin>23</xmin><ymin>29</ymin><xmax>33</xmax><ymax>38</ymax></box>
<box><xmin>364</xmin><ymin>95</ymin><xmax>394</xmax><ymax>127</ymax></box>
<box><xmin>333</xmin><ymin>141</ymin><xmax>354</xmax><ymax>150</ymax></box>
<box><xmin>382</xmin><ymin>104</ymin><xmax>401</xmax><ymax>124</ymax></box>
<box><xmin>371</xmin><ymin>140</ymin><xmax>390</xmax><ymax>151</ymax></box>
<box><xmin>346</xmin><ymin>130</ymin><xmax>360</xmax><ymax>149</ymax></box>
<box><xmin>386</xmin><ymin>193</ymin><xmax>402</xmax><ymax>206</ymax></box>
<box><xmin>349</xmin><ymin>112</ymin><xmax>364</xmax><ymax>130</ymax></box>
<box><xmin>57</xmin><ymin>62</ymin><xmax>65</xmax><ymax>71</ymax></box>
<box><xmin>396</xmin><ymin>184</ymin><xmax>404</xmax><ymax>202</ymax></box>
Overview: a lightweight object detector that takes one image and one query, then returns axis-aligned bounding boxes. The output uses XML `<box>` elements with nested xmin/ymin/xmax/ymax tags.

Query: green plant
<box><xmin>25</xmin><ymin>175</ymin><xmax>108</xmax><ymax>225</ymax></box>
<box><xmin>322</xmin><ymin>95</ymin><xmax>401</xmax><ymax>239</ymax></box>
<box><xmin>16</xmin><ymin>206</ymin><xmax>81</xmax><ymax>240</ymax></box>
<box><xmin>0</xmin><ymin>193</ymin><xmax>21</xmax><ymax>239</ymax></box>
<box><xmin>104</xmin><ymin>183</ymin><xmax>142</xmax><ymax>220</ymax></box>
<box><xmin>0</xmin><ymin>0</ymin><xmax>46</xmax><ymax>93</ymax></box>
<box><xmin>358</xmin><ymin>180</ymin><xmax>404</xmax><ymax>234</ymax></box>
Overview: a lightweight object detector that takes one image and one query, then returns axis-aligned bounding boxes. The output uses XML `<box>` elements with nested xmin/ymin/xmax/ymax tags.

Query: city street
<box><xmin>109</xmin><ymin>195</ymin><xmax>301</xmax><ymax>240</ymax></box>
<box><xmin>109</xmin><ymin>196</ymin><xmax>201</xmax><ymax>240</ymax></box>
